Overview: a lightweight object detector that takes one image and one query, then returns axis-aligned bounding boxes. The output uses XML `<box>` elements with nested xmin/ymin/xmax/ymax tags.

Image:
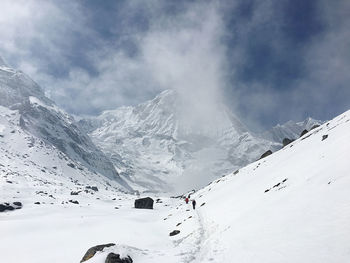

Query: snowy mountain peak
<box><xmin>262</xmin><ymin>117</ymin><xmax>323</xmax><ymax>143</ymax></box>
<box><xmin>81</xmin><ymin>89</ymin><xmax>279</xmax><ymax>192</ymax></box>
<box><xmin>0</xmin><ymin>60</ymin><xmax>130</xmax><ymax>191</ymax></box>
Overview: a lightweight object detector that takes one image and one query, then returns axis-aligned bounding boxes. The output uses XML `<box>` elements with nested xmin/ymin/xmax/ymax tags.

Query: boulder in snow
<box><xmin>105</xmin><ymin>253</ymin><xmax>133</xmax><ymax>263</ymax></box>
<box><xmin>80</xmin><ymin>243</ymin><xmax>115</xmax><ymax>262</ymax></box>
<box><xmin>169</xmin><ymin>230</ymin><xmax>180</xmax><ymax>236</ymax></box>
<box><xmin>134</xmin><ymin>197</ymin><xmax>154</xmax><ymax>209</ymax></box>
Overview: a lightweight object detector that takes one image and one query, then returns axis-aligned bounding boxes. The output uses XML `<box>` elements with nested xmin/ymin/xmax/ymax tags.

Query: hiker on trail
<box><xmin>185</xmin><ymin>197</ymin><xmax>189</xmax><ymax>204</ymax></box>
<box><xmin>192</xmin><ymin>199</ymin><xmax>196</xmax><ymax>210</ymax></box>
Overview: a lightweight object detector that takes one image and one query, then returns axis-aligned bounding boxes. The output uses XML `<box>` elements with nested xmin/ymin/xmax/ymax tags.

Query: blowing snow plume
<box><xmin>141</xmin><ymin>2</ymin><xmax>228</xmax><ymax>135</ymax></box>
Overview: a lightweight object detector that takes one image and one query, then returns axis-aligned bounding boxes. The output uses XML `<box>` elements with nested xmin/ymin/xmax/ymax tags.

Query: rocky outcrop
<box><xmin>259</xmin><ymin>150</ymin><xmax>272</xmax><ymax>159</ymax></box>
<box><xmin>134</xmin><ymin>197</ymin><xmax>154</xmax><ymax>209</ymax></box>
<box><xmin>80</xmin><ymin>243</ymin><xmax>115</xmax><ymax>262</ymax></box>
<box><xmin>0</xmin><ymin>202</ymin><xmax>22</xmax><ymax>212</ymax></box>
<box><xmin>105</xmin><ymin>253</ymin><xmax>133</xmax><ymax>263</ymax></box>
<box><xmin>300</xmin><ymin>129</ymin><xmax>308</xmax><ymax>137</ymax></box>
<box><xmin>169</xmin><ymin>230</ymin><xmax>180</xmax><ymax>236</ymax></box>
<box><xmin>282</xmin><ymin>138</ymin><xmax>294</xmax><ymax>147</ymax></box>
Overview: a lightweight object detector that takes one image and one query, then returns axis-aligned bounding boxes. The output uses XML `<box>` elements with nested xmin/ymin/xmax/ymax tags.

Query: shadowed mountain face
<box><xmin>0</xmin><ymin>59</ymin><xmax>130</xmax><ymax>190</ymax></box>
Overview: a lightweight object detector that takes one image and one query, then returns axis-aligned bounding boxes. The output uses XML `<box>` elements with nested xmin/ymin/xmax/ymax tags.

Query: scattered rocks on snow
<box><xmin>67</xmin><ymin>163</ymin><xmax>76</xmax><ymax>168</ymax></box>
<box><xmin>259</xmin><ymin>150</ymin><xmax>272</xmax><ymax>159</ymax></box>
<box><xmin>70</xmin><ymin>191</ymin><xmax>81</xmax><ymax>195</ymax></box>
<box><xmin>322</xmin><ymin>134</ymin><xmax>328</xmax><ymax>141</ymax></box>
<box><xmin>69</xmin><ymin>200</ymin><xmax>79</xmax><ymax>204</ymax></box>
<box><xmin>176</xmin><ymin>222</ymin><xmax>182</xmax><ymax>226</ymax></box>
<box><xmin>169</xmin><ymin>230</ymin><xmax>180</xmax><ymax>236</ymax></box>
<box><xmin>86</xmin><ymin>186</ymin><xmax>99</xmax><ymax>191</ymax></box>
<box><xmin>134</xmin><ymin>197</ymin><xmax>154</xmax><ymax>209</ymax></box>
<box><xmin>200</xmin><ymin>202</ymin><xmax>206</xmax><ymax>207</ymax></box>
<box><xmin>34</xmin><ymin>202</ymin><xmax>41</xmax><ymax>205</ymax></box>
<box><xmin>80</xmin><ymin>243</ymin><xmax>116</xmax><ymax>262</ymax></box>
<box><xmin>105</xmin><ymin>253</ymin><xmax>133</xmax><ymax>263</ymax></box>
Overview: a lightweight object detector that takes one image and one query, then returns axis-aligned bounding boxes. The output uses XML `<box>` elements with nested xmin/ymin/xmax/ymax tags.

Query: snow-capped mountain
<box><xmin>1</xmin><ymin>104</ymin><xmax>348</xmax><ymax>263</ymax></box>
<box><xmin>262</xmin><ymin>117</ymin><xmax>323</xmax><ymax>143</ymax></box>
<box><xmin>80</xmin><ymin>90</ymin><xmax>280</xmax><ymax>193</ymax></box>
<box><xmin>0</xmin><ymin>57</ymin><xmax>130</xmax><ymax>190</ymax></box>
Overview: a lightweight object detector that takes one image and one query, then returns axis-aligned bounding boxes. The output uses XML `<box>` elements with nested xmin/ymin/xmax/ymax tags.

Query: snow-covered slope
<box><xmin>81</xmin><ymin>90</ymin><xmax>279</xmax><ymax>193</ymax></box>
<box><xmin>262</xmin><ymin>117</ymin><xmax>323</xmax><ymax>143</ymax></box>
<box><xmin>1</xmin><ymin>104</ymin><xmax>348</xmax><ymax>262</ymax></box>
<box><xmin>0</xmin><ymin>61</ymin><xmax>129</xmax><ymax>189</ymax></box>
<box><xmin>171</xmin><ymin>108</ymin><xmax>350</xmax><ymax>262</ymax></box>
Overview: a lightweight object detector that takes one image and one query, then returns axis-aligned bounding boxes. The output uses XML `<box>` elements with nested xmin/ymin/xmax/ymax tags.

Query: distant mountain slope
<box><xmin>184</xmin><ymin>108</ymin><xmax>350</xmax><ymax>262</ymax></box>
<box><xmin>81</xmin><ymin>90</ymin><xmax>280</xmax><ymax>192</ymax></box>
<box><xmin>0</xmin><ymin>57</ymin><xmax>130</xmax><ymax>190</ymax></box>
<box><xmin>262</xmin><ymin>117</ymin><xmax>323</xmax><ymax>143</ymax></box>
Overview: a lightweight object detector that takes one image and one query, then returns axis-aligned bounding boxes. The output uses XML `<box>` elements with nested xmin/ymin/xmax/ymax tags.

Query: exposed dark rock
<box><xmin>264</xmin><ymin>189</ymin><xmax>270</xmax><ymax>193</ymax></box>
<box><xmin>86</xmin><ymin>186</ymin><xmax>99</xmax><ymax>191</ymax></box>
<box><xmin>67</xmin><ymin>163</ymin><xmax>76</xmax><ymax>168</ymax></box>
<box><xmin>300</xmin><ymin>129</ymin><xmax>308</xmax><ymax>137</ymax></box>
<box><xmin>259</xmin><ymin>150</ymin><xmax>272</xmax><ymax>159</ymax></box>
<box><xmin>34</xmin><ymin>202</ymin><xmax>40</xmax><ymax>205</ymax></box>
<box><xmin>80</xmin><ymin>243</ymin><xmax>116</xmax><ymax>262</ymax></box>
<box><xmin>0</xmin><ymin>204</ymin><xmax>15</xmax><ymax>212</ymax></box>
<box><xmin>176</xmin><ymin>222</ymin><xmax>181</xmax><ymax>226</ymax></box>
<box><xmin>105</xmin><ymin>253</ymin><xmax>133</xmax><ymax>263</ymax></box>
<box><xmin>322</xmin><ymin>134</ymin><xmax>328</xmax><ymax>141</ymax></box>
<box><xmin>69</xmin><ymin>200</ymin><xmax>79</xmax><ymax>204</ymax></box>
<box><xmin>282</xmin><ymin>138</ymin><xmax>294</xmax><ymax>147</ymax></box>
<box><xmin>273</xmin><ymin>183</ymin><xmax>281</xmax><ymax>188</ymax></box>
<box><xmin>134</xmin><ymin>197</ymin><xmax>154</xmax><ymax>209</ymax></box>
<box><xmin>200</xmin><ymin>202</ymin><xmax>206</xmax><ymax>207</ymax></box>
<box><xmin>13</xmin><ymin>202</ymin><xmax>22</xmax><ymax>207</ymax></box>
<box><xmin>169</xmin><ymin>230</ymin><xmax>180</xmax><ymax>236</ymax></box>
<box><xmin>311</xmin><ymin>125</ymin><xmax>320</xmax><ymax>130</ymax></box>
<box><xmin>71</xmin><ymin>191</ymin><xmax>81</xmax><ymax>195</ymax></box>
<box><xmin>233</xmin><ymin>169</ymin><xmax>239</xmax><ymax>175</ymax></box>
<box><xmin>6</xmin><ymin>180</ymin><xmax>13</xmax><ymax>183</ymax></box>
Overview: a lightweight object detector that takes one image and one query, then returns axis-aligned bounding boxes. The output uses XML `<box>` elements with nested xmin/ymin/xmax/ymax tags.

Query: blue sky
<box><xmin>0</xmin><ymin>0</ymin><xmax>349</xmax><ymax>131</ymax></box>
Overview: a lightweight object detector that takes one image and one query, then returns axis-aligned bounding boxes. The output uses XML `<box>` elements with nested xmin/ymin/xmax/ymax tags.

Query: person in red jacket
<box><xmin>185</xmin><ymin>197</ymin><xmax>189</xmax><ymax>204</ymax></box>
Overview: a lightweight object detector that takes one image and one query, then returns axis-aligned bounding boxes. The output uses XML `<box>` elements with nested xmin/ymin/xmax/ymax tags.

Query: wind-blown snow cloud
<box><xmin>0</xmin><ymin>0</ymin><xmax>349</xmax><ymax>129</ymax></box>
